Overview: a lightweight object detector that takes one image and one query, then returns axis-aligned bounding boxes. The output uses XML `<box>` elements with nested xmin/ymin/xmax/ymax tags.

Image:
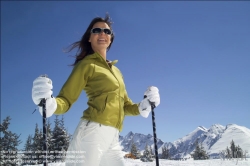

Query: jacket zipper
<box><xmin>98</xmin><ymin>55</ymin><xmax>121</xmax><ymax>129</ymax></box>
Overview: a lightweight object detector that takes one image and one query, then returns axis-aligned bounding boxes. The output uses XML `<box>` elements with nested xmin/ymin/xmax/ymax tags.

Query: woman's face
<box><xmin>89</xmin><ymin>22</ymin><xmax>112</xmax><ymax>52</ymax></box>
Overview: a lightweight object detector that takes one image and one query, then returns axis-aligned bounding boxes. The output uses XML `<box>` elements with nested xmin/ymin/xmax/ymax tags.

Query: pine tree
<box><xmin>130</xmin><ymin>139</ymin><xmax>137</xmax><ymax>157</ymax></box>
<box><xmin>226</xmin><ymin>146</ymin><xmax>231</xmax><ymax>159</ymax></box>
<box><xmin>46</xmin><ymin>119</ymin><xmax>53</xmax><ymax>151</ymax></box>
<box><xmin>230</xmin><ymin>140</ymin><xmax>236</xmax><ymax>158</ymax></box>
<box><xmin>191</xmin><ymin>139</ymin><xmax>209</xmax><ymax>160</ymax></box>
<box><xmin>51</xmin><ymin>116</ymin><xmax>71</xmax><ymax>162</ymax></box>
<box><xmin>46</xmin><ymin>119</ymin><xmax>54</xmax><ymax>163</ymax></box>
<box><xmin>59</xmin><ymin>116</ymin><xmax>71</xmax><ymax>152</ymax></box>
<box><xmin>130</xmin><ymin>139</ymin><xmax>140</xmax><ymax>159</ymax></box>
<box><xmin>0</xmin><ymin>116</ymin><xmax>21</xmax><ymax>166</ymax></box>
<box><xmin>141</xmin><ymin>143</ymin><xmax>153</xmax><ymax>162</ymax></box>
<box><xmin>235</xmin><ymin>145</ymin><xmax>243</xmax><ymax>158</ymax></box>
<box><xmin>199</xmin><ymin>141</ymin><xmax>209</xmax><ymax>159</ymax></box>
<box><xmin>32</xmin><ymin>123</ymin><xmax>43</xmax><ymax>164</ymax></box>
<box><xmin>149</xmin><ymin>145</ymin><xmax>154</xmax><ymax>157</ymax></box>
<box><xmin>161</xmin><ymin>145</ymin><xmax>170</xmax><ymax>159</ymax></box>
<box><xmin>22</xmin><ymin>135</ymin><xmax>33</xmax><ymax>165</ymax></box>
<box><xmin>192</xmin><ymin>139</ymin><xmax>200</xmax><ymax>160</ymax></box>
<box><xmin>224</xmin><ymin>140</ymin><xmax>244</xmax><ymax>159</ymax></box>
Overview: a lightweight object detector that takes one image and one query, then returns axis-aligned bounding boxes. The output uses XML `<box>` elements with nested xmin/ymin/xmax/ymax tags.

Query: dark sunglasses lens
<box><xmin>92</xmin><ymin>28</ymin><xmax>102</xmax><ymax>33</ymax></box>
<box><xmin>104</xmin><ymin>29</ymin><xmax>112</xmax><ymax>35</ymax></box>
<box><xmin>92</xmin><ymin>28</ymin><xmax>112</xmax><ymax>35</ymax></box>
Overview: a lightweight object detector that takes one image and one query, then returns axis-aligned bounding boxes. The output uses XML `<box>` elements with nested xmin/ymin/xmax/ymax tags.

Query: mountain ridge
<box><xmin>119</xmin><ymin>123</ymin><xmax>250</xmax><ymax>158</ymax></box>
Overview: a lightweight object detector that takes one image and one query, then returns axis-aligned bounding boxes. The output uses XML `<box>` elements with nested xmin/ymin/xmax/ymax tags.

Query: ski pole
<box><xmin>38</xmin><ymin>75</ymin><xmax>48</xmax><ymax>166</ymax></box>
<box><xmin>144</xmin><ymin>95</ymin><xmax>159</xmax><ymax>166</ymax></box>
<box><xmin>150</xmin><ymin>102</ymin><xmax>159</xmax><ymax>166</ymax></box>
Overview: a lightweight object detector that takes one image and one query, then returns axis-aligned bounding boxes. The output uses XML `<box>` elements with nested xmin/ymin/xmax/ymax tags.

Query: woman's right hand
<box><xmin>32</xmin><ymin>75</ymin><xmax>57</xmax><ymax>117</ymax></box>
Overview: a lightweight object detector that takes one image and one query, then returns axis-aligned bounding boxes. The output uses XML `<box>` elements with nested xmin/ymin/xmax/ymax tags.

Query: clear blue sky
<box><xmin>1</xmin><ymin>1</ymin><xmax>250</xmax><ymax>149</ymax></box>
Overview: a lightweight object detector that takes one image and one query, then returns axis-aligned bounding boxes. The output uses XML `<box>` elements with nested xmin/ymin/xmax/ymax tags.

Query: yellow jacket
<box><xmin>54</xmin><ymin>52</ymin><xmax>139</xmax><ymax>131</ymax></box>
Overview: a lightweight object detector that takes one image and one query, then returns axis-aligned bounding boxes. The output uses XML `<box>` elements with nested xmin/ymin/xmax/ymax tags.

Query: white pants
<box><xmin>65</xmin><ymin>120</ymin><xmax>125</xmax><ymax>166</ymax></box>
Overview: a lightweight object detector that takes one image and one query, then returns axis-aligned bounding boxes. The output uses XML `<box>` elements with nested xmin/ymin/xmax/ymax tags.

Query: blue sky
<box><xmin>1</xmin><ymin>1</ymin><xmax>250</xmax><ymax>149</ymax></box>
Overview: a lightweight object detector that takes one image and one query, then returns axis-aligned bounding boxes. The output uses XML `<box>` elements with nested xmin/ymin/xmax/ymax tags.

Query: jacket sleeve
<box><xmin>54</xmin><ymin>61</ymin><xmax>93</xmax><ymax>115</ymax></box>
<box><xmin>123</xmin><ymin>89</ymin><xmax>140</xmax><ymax>116</ymax></box>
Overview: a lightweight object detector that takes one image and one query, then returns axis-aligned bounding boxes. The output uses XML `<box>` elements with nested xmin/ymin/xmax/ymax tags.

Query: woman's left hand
<box><xmin>138</xmin><ymin>86</ymin><xmax>160</xmax><ymax>118</ymax></box>
<box><xmin>144</xmin><ymin>86</ymin><xmax>160</xmax><ymax>107</ymax></box>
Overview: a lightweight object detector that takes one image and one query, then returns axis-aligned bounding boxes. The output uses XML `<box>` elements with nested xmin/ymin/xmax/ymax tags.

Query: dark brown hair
<box><xmin>66</xmin><ymin>13</ymin><xmax>115</xmax><ymax>66</ymax></box>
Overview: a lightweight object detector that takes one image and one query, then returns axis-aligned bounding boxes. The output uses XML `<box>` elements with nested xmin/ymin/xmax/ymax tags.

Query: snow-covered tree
<box><xmin>242</xmin><ymin>150</ymin><xmax>248</xmax><ymax>160</ymax></box>
<box><xmin>24</xmin><ymin>135</ymin><xmax>33</xmax><ymax>151</ymax></box>
<box><xmin>46</xmin><ymin>119</ymin><xmax>53</xmax><ymax>151</ymax></box>
<box><xmin>51</xmin><ymin>116</ymin><xmax>71</xmax><ymax>162</ymax></box>
<box><xmin>235</xmin><ymin>145</ymin><xmax>243</xmax><ymax>158</ymax></box>
<box><xmin>141</xmin><ymin>143</ymin><xmax>154</xmax><ymax>162</ymax></box>
<box><xmin>130</xmin><ymin>139</ymin><xmax>141</xmax><ymax>159</ymax></box>
<box><xmin>191</xmin><ymin>139</ymin><xmax>209</xmax><ymax>160</ymax></box>
<box><xmin>0</xmin><ymin>116</ymin><xmax>21</xmax><ymax>166</ymax></box>
<box><xmin>130</xmin><ymin>139</ymin><xmax>137</xmax><ymax>156</ymax></box>
<box><xmin>219</xmin><ymin>150</ymin><xmax>226</xmax><ymax>160</ymax></box>
<box><xmin>32</xmin><ymin>123</ymin><xmax>43</xmax><ymax>164</ymax></box>
<box><xmin>149</xmin><ymin>145</ymin><xmax>154</xmax><ymax>157</ymax></box>
<box><xmin>161</xmin><ymin>145</ymin><xmax>170</xmax><ymax>159</ymax></box>
<box><xmin>224</xmin><ymin>140</ymin><xmax>243</xmax><ymax>159</ymax></box>
<box><xmin>22</xmin><ymin>116</ymin><xmax>72</xmax><ymax>163</ymax></box>
<box><xmin>226</xmin><ymin>146</ymin><xmax>232</xmax><ymax>159</ymax></box>
<box><xmin>230</xmin><ymin>140</ymin><xmax>236</xmax><ymax>158</ymax></box>
<box><xmin>45</xmin><ymin>119</ymin><xmax>54</xmax><ymax>163</ymax></box>
<box><xmin>22</xmin><ymin>134</ymin><xmax>33</xmax><ymax>165</ymax></box>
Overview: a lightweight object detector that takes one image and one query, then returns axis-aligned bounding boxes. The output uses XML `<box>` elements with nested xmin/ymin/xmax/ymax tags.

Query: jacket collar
<box><xmin>87</xmin><ymin>52</ymin><xmax>118</xmax><ymax>66</ymax></box>
<box><xmin>107</xmin><ymin>59</ymin><xmax>118</xmax><ymax>65</ymax></box>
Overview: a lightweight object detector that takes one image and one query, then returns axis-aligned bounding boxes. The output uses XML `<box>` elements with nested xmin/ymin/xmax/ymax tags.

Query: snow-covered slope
<box><xmin>24</xmin><ymin>159</ymin><xmax>250</xmax><ymax>166</ymax></box>
<box><xmin>167</xmin><ymin>126</ymin><xmax>208</xmax><ymax>158</ymax></box>
<box><xmin>202</xmin><ymin>124</ymin><xmax>225</xmax><ymax>150</ymax></box>
<box><xmin>120</xmin><ymin>124</ymin><xmax>250</xmax><ymax>158</ymax></box>
<box><xmin>208</xmin><ymin>124</ymin><xmax>250</xmax><ymax>156</ymax></box>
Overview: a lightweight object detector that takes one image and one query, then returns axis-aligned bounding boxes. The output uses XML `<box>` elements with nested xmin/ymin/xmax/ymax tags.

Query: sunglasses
<box><xmin>90</xmin><ymin>28</ymin><xmax>112</xmax><ymax>35</ymax></box>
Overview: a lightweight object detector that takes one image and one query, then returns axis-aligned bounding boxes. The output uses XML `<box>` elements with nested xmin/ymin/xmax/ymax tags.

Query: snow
<box><xmin>120</xmin><ymin>124</ymin><xmax>250</xmax><ymax>159</ymax></box>
<box><xmin>21</xmin><ymin>124</ymin><xmax>250</xmax><ymax>165</ymax></box>
<box><xmin>208</xmin><ymin>124</ymin><xmax>250</xmax><ymax>155</ymax></box>
<box><xmin>23</xmin><ymin>158</ymin><xmax>250</xmax><ymax>166</ymax></box>
<box><xmin>124</xmin><ymin>159</ymin><xmax>250</xmax><ymax>166</ymax></box>
<box><xmin>172</xmin><ymin>126</ymin><xmax>207</xmax><ymax>146</ymax></box>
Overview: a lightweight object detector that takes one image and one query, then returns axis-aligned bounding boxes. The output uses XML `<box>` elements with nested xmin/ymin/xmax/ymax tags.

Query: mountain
<box><xmin>208</xmin><ymin>124</ymin><xmax>250</xmax><ymax>157</ymax></box>
<box><xmin>119</xmin><ymin>131</ymin><xmax>164</xmax><ymax>153</ymax></box>
<box><xmin>119</xmin><ymin>124</ymin><xmax>250</xmax><ymax>159</ymax></box>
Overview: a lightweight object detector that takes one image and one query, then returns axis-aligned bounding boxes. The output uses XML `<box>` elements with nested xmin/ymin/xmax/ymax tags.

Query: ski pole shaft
<box><xmin>143</xmin><ymin>94</ymin><xmax>159</xmax><ymax>166</ymax></box>
<box><xmin>151</xmin><ymin>104</ymin><xmax>159</xmax><ymax>166</ymax></box>
<box><xmin>42</xmin><ymin>98</ymin><xmax>48</xmax><ymax>166</ymax></box>
<box><xmin>38</xmin><ymin>74</ymin><xmax>48</xmax><ymax>166</ymax></box>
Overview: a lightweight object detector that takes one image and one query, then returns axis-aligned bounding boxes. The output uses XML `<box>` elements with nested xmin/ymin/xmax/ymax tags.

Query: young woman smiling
<box><xmin>32</xmin><ymin>13</ymin><xmax>160</xmax><ymax>166</ymax></box>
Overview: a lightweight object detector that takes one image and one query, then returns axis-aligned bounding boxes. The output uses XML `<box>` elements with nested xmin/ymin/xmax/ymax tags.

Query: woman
<box><xmin>32</xmin><ymin>13</ymin><xmax>160</xmax><ymax>166</ymax></box>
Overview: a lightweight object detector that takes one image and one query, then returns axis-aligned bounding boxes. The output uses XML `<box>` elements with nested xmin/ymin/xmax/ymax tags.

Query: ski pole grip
<box><xmin>37</xmin><ymin>74</ymin><xmax>48</xmax><ymax>107</ymax></box>
<box><xmin>40</xmin><ymin>74</ymin><xmax>48</xmax><ymax>78</ymax></box>
<box><xmin>144</xmin><ymin>95</ymin><xmax>156</xmax><ymax>108</ymax></box>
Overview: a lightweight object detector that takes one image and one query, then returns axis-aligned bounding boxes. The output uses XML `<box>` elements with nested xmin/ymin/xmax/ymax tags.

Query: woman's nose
<box><xmin>99</xmin><ymin>31</ymin><xmax>105</xmax><ymax>35</ymax></box>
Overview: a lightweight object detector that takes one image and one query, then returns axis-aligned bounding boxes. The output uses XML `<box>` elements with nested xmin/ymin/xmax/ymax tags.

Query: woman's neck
<box><xmin>95</xmin><ymin>50</ymin><xmax>106</xmax><ymax>60</ymax></box>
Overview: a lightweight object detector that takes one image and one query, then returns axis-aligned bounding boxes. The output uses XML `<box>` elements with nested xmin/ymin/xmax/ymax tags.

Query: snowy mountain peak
<box><xmin>198</xmin><ymin>126</ymin><xmax>207</xmax><ymax>131</ymax></box>
<box><xmin>120</xmin><ymin>131</ymin><xmax>164</xmax><ymax>152</ymax></box>
<box><xmin>172</xmin><ymin>126</ymin><xmax>207</xmax><ymax>145</ymax></box>
<box><xmin>208</xmin><ymin>124</ymin><xmax>250</xmax><ymax>157</ymax></box>
<box><xmin>208</xmin><ymin>124</ymin><xmax>225</xmax><ymax>135</ymax></box>
<box><xmin>120</xmin><ymin>124</ymin><xmax>250</xmax><ymax>159</ymax></box>
<box><xmin>225</xmin><ymin>123</ymin><xmax>240</xmax><ymax>130</ymax></box>
<box><xmin>124</xmin><ymin>131</ymin><xmax>134</xmax><ymax>140</ymax></box>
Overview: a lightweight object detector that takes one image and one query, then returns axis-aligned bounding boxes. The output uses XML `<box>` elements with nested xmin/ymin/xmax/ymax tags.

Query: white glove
<box><xmin>139</xmin><ymin>86</ymin><xmax>160</xmax><ymax>118</ymax></box>
<box><xmin>32</xmin><ymin>75</ymin><xmax>57</xmax><ymax>118</ymax></box>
